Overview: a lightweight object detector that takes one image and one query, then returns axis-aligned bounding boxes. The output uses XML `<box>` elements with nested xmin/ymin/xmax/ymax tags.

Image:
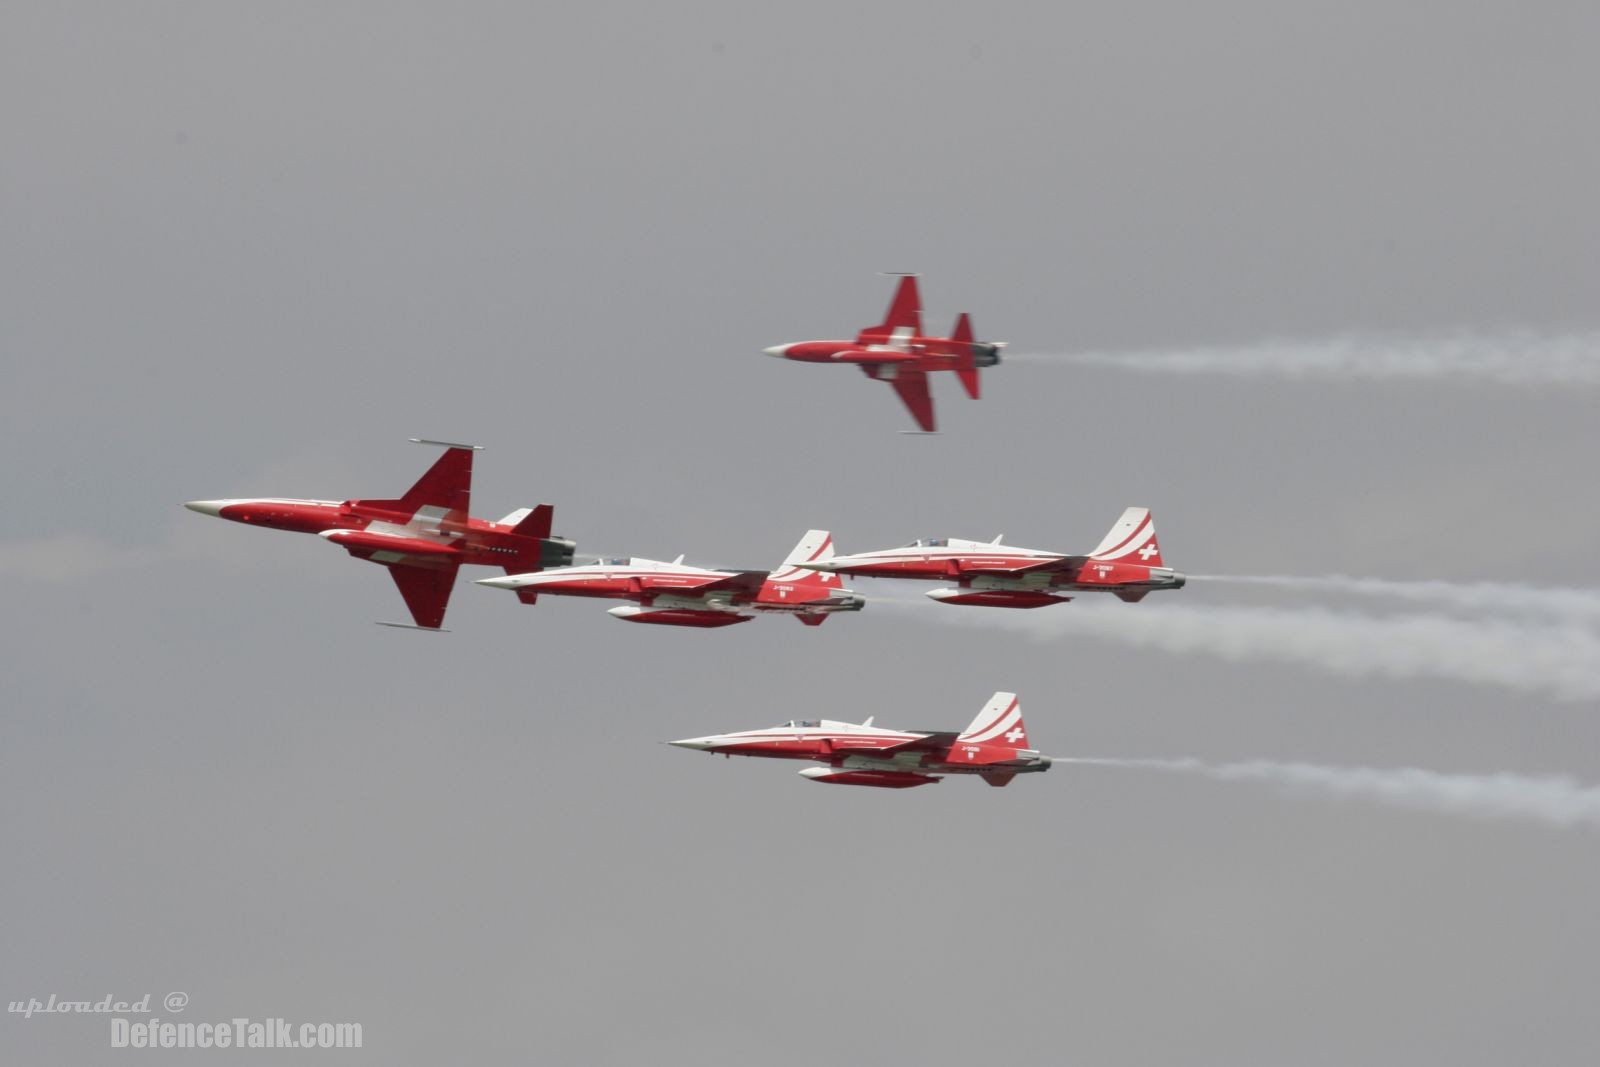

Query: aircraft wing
<box><xmin>671</xmin><ymin>570</ymin><xmax>769</xmax><ymax>599</ymax></box>
<box><xmin>960</xmin><ymin>556</ymin><xmax>1087</xmax><ymax>578</ymax></box>
<box><xmin>887</xmin><ymin>368</ymin><xmax>937</xmax><ymax>432</ymax></box>
<box><xmin>871</xmin><ymin>275</ymin><xmax>922</xmax><ymax>336</ymax></box>
<box><xmin>385</xmin><ymin>561</ymin><xmax>460</xmax><ymax>629</ymax></box>
<box><xmin>834</xmin><ymin>731</ymin><xmax>959</xmax><ymax>756</ymax></box>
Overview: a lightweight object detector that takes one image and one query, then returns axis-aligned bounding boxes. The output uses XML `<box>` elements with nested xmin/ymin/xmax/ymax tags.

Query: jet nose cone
<box><xmin>184</xmin><ymin>500</ymin><xmax>226</xmax><ymax>517</ymax></box>
<box><xmin>763</xmin><ymin>344</ymin><xmax>792</xmax><ymax>359</ymax></box>
<box><xmin>668</xmin><ymin>737</ymin><xmax>717</xmax><ymax>750</ymax></box>
<box><xmin>475</xmin><ymin>575</ymin><xmax>525</xmax><ymax>590</ymax></box>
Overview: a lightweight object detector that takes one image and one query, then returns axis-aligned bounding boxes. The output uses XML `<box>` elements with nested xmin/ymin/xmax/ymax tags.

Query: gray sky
<box><xmin>4</xmin><ymin>3</ymin><xmax>1599</xmax><ymax>1063</ymax></box>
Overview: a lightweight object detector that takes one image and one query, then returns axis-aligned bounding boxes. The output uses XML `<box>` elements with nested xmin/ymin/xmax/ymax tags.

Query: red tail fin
<box><xmin>498</xmin><ymin>504</ymin><xmax>569</xmax><ymax>589</ymax></box>
<box><xmin>509</xmin><ymin>504</ymin><xmax>553</xmax><ymax>540</ymax></box>
<box><xmin>951</xmin><ymin>312</ymin><xmax>981</xmax><ymax>399</ymax></box>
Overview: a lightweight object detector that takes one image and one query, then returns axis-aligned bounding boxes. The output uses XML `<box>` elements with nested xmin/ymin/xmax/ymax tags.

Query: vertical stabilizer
<box><xmin>951</xmin><ymin>312</ymin><xmax>982</xmax><ymax>399</ymax></box>
<box><xmin>1087</xmin><ymin>507</ymin><xmax>1163</xmax><ymax>567</ymax></box>
<box><xmin>958</xmin><ymin>692</ymin><xmax>1028</xmax><ymax>748</ymax></box>
<box><xmin>769</xmin><ymin>530</ymin><xmax>840</xmax><ymax>590</ymax></box>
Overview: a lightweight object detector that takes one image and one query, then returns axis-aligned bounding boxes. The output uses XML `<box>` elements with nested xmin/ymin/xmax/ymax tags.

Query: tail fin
<box><xmin>951</xmin><ymin>312</ymin><xmax>982</xmax><ymax>399</ymax></box>
<box><xmin>769</xmin><ymin>530</ymin><xmax>840</xmax><ymax>589</ymax></box>
<box><xmin>1087</xmin><ymin>507</ymin><xmax>1163</xmax><ymax>567</ymax></box>
<box><xmin>497</xmin><ymin>504</ymin><xmax>569</xmax><ymax>596</ymax></box>
<box><xmin>507</xmin><ymin>504</ymin><xmax>553</xmax><ymax>540</ymax></box>
<box><xmin>958</xmin><ymin>692</ymin><xmax>1027</xmax><ymax>748</ymax></box>
<box><xmin>352</xmin><ymin>442</ymin><xmax>477</xmax><ymax>531</ymax></box>
<box><xmin>861</xmin><ymin>274</ymin><xmax>922</xmax><ymax>341</ymax></box>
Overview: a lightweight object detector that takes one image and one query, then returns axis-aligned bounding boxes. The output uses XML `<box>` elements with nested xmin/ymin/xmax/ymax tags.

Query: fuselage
<box><xmin>764</xmin><ymin>336</ymin><xmax>999</xmax><ymax>373</ymax></box>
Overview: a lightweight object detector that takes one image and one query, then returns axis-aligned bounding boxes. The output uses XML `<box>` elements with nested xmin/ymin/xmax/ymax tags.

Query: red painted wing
<box><xmin>386</xmin><ymin>562</ymin><xmax>460</xmax><ymax>629</ymax></box>
<box><xmin>888</xmin><ymin>368</ymin><xmax>936</xmax><ymax>432</ymax></box>
<box><xmin>867</xmin><ymin>275</ymin><xmax>922</xmax><ymax>337</ymax></box>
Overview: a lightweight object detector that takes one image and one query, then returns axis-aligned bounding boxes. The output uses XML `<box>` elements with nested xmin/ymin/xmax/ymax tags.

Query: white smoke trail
<box><xmin>1064</xmin><ymin>757</ymin><xmax>1600</xmax><ymax>829</ymax></box>
<box><xmin>1195</xmin><ymin>574</ymin><xmax>1600</xmax><ymax>626</ymax></box>
<box><xmin>1011</xmin><ymin>330</ymin><xmax>1600</xmax><ymax>386</ymax></box>
<box><xmin>875</xmin><ymin>600</ymin><xmax>1600</xmax><ymax>702</ymax></box>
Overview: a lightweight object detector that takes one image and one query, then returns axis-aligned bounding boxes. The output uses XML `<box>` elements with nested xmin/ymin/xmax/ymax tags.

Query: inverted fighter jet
<box><xmin>763</xmin><ymin>274</ymin><xmax>1003</xmax><ymax>432</ymax></box>
<box><xmin>185</xmin><ymin>439</ymin><xmax>574</xmax><ymax>629</ymax></box>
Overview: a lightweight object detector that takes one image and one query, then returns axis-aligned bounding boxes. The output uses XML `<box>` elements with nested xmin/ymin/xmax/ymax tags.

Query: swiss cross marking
<box><xmin>1005</xmin><ymin>726</ymin><xmax>1025</xmax><ymax>744</ymax></box>
<box><xmin>1138</xmin><ymin>542</ymin><xmax>1159</xmax><ymax>560</ymax></box>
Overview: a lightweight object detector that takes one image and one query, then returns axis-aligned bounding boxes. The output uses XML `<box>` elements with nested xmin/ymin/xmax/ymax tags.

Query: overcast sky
<box><xmin>4</xmin><ymin>3</ymin><xmax>1599</xmax><ymax>1064</ymax></box>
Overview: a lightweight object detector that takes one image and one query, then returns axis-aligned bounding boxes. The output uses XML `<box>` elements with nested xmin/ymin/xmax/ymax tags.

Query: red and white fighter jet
<box><xmin>476</xmin><ymin>530</ymin><xmax>864</xmax><ymax>628</ymax></box>
<box><xmin>185</xmin><ymin>439</ymin><xmax>575</xmax><ymax>630</ymax></box>
<box><xmin>670</xmin><ymin>691</ymin><xmax>1050</xmax><ymax>789</ymax></box>
<box><xmin>803</xmin><ymin>507</ymin><xmax>1186</xmax><ymax>608</ymax></box>
<box><xmin>763</xmin><ymin>274</ymin><xmax>1003</xmax><ymax>433</ymax></box>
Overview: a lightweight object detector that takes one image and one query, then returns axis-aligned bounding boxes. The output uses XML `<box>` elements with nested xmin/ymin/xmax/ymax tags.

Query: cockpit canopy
<box><xmin>901</xmin><ymin>537</ymin><xmax>948</xmax><ymax>548</ymax></box>
<box><xmin>598</xmin><ymin>557</ymin><xmax>632</xmax><ymax>567</ymax></box>
<box><xmin>777</xmin><ymin>719</ymin><xmax>822</xmax><ymax>728</ymax></box>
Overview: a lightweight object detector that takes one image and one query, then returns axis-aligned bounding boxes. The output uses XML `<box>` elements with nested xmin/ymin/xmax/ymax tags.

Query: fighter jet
<box><xmin>476</xmin><ymin>530</ymin><xmax>863</xmax><ymax>627</ymax></box>
<box><xmin>670</xmin><ymin>691</ymin><xmax>1049</xmax><ymax>788</ymax></box>
<box><xmin>185</xmin><ymin>439</ymin><xmax>574</xmax><ymax>630</ymax></box>
<box><xmin>763</xmin><ymin>274</ymin><xmax>1003</xmax><ymax>432</ymax></box>
<box><xmin>803</xmin><ymin>507</ymin><xmax>1185</xmax><ymax>608</ymax></box>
